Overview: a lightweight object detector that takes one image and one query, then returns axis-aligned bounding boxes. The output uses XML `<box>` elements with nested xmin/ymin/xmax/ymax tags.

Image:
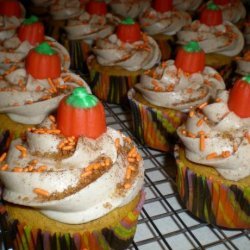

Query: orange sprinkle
<box><xmin>62</xmin><ymin>145</ymin><xmax>74</xmax><ymax>151</ymax></box>
<box><xmin>206</xmin><ymin>152</ymin><xmax>218</xmax><ymax>160</ymax></box>
<box><xmin>198</xmin><ymin>102</ymin><xmax>208</xmax><ymax>109</ymax></box>
<box><xmin>0</xmin><ymin>164</ymin><xmax>8</xmax><ymax>171</ymax></box>
<box><xmin>215</xmin><ymin>98</ymin><xmax>222</xmax><ymax>102</ymax></box>
<box><xmin>63</xmin><ymin>75</ymin><xmax>71</xmax><ymax>82</ymax></box>
<box><xmin>49</xmin><ymin>115</ymin><xmax>56</xmax><ymax>123</ymax></box>
<box><xmin>128</xmin><ymin>165</ymin><xmax>136</xmax><ymax>171</ymax></box>
<box><xmin>196</xmin><ymin>118</ymin><xmax>204</xmax><ymax>127</ymax></box>
<box><xmin>15</xmin><ymin>145</ymin><xmax>27</xmax><ymax>152</ymax></box>
<box><xmin>128</xmin><ymin>157</ymin><xmax>135</xmax><ymax>163</ymax></box>
<box><xmin>126</xmin><ymin>168</ymin><xmax>132</xmax><ymax>179</ymax></box>
<box><xmin>33</xmin><ymin>188</ymin><xmax>50</xmax><ymax>197</ymax></box>
<box><xmin>128</xmin><ymin>147</ymin><xmax>136</xmax><ymax>157</ymax></box>
<box><xmin>105</xmin><ymin>158</ymin><xmax>110</xmax><ymax>166</ymax></box>
<box><xmin>0</xmin><ymin>152</ymin><xmax>7</xmax><ymax>162</ymax></box>
<box><xmin>115</xmin><ymin>138</ymin><xmax>120</xmax><ymax>149</ymax></box>
<box><xmin>13</xmin><ymin>167</ymin><xmax>23</xmax><ymax>172</ymax></box>
<box><xmin>124</xmin><ymin>183</ymin><xmax>131</xmax><ymax>189</ymax></box>
<box><xmin>221</xmin><ymin>151</ymin><xmax>231</xmax><ymax>158</ymax></box>
<box><xmin>244</xmin><ymin>132</ymin><xmax>250</xmax><ymax>144</ymax></box>
<box><xmin>233</xmin><ymin>143</ymin><xmax>238</xmax><ymax>152</ymax></box>
<box><xmin>136</xmin><ymin>154</ymin><xmax>142</xmax><ymax>162</ymax></box>
<box><xmin>48</xmin><ymin>78</ymin><xmax>57</xmax><ymax>93</ymax></box>
<box><xmin>37</xmin><ymin>165</ymin><xmax>48</xmax><ymax>172</ymax></box>
<box><xmin>81</xmin><ymin>171</ymin><xmax>92</xmax><ymax>178</ymax></box>
<box><xmin>187</xmin><ymin>131</ymin><xmax>197</xmax><ymax>138</ymax></box>
<box><xmin>189</xmin><ymin>110</ymin><xmax>195</xmax><ymax>117</ymax></box>
<box><xmin>199</xmin><ymin>131</ymin><xmax>205</xmax><ymax>151</ymax></box>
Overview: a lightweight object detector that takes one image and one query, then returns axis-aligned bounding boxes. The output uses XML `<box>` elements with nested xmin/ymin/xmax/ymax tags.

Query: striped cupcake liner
<box><xmin>128</xmin><ymin>89</ymin><xmax>187</xmax><ymax>152</ymax></box>
<box><xmin>0</xmin><ymin>191</ymin><xmax>145</xmax><ymax>250</ymax></box>
<box><xmin>175</xmin><ymin>145</ymin><xmax>250</xmax><ymax>229</ymax></box>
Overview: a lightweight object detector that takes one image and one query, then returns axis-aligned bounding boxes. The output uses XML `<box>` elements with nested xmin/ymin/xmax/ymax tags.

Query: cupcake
<box><xmin>177</xmin><ymin>2</ymin><xmax>244</xmax><ymax>85</ymax></box>
<box><xmin>139</xmin><ymin>0</ymin><xmax>191</xmax><ymax>61</ymax></box>
<box><xmin>109</xmin><ymin>0</ymin><xmax>150</xmax><ymax>19</ymax></box>
<box><xmin>175</xmin><ymin>75</ymin><xmax>250</xmax><ymax>229</ymax></box>
<box><xmin>0</xmin><ymin>16</ymin><xmax>70</xmax><ymax>74</ymax></box>
<box><xmin>128</xmin><ymin>41</ymin><xmax>225</xmax><ymax>152</ymax></box>
<box><xmin>88</xmin><ymin>18</ymin><xmax>161</xmax><ymax>105</ymax></box>
<box><xmin>173</xmin><ymin>0</ymin><xmax>202</xmax><ymax>15</ymax></box>
<box><xmin>63</xmin><ymin>0</ymin><xmax>119</xmax><ymax>77</ymax></box>
<box><xmin>0</xmin><ymin>0</ymin><xmax>25</xmax><ymax>42</ymax></box>
<box><xmin>235</xmin><ymin>50</ymin><xmax>250</xmax><ymax>76</ymax></box>
<box><xmin>48</xmin><ymin>0</ymin><xmax>82</xmax><ymax>41</ymax></box>
<box><xmin>0</xmin><ymin>42</ymin><xmax>90</xmax><ymax>138</ymax></box>
<box><xmin>0</xmin><ymin>87</ymin><xmax>144</xmax><ymax>249</ymax></box>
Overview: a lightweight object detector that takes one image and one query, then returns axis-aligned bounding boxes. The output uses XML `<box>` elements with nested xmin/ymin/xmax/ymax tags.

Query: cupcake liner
<box><xmin>152</xmin><ymin>34</ymin><xmax>173</xmax><ymax>61</ymax></box>
<box><xmin>88</xmin><ymin>58</ymin><xmax>142</xmax><ymax>105</ymax></box>
<box><xmin>0</xmin><ymin>191</ymin><xmax>145</xmax><ymax>250</ymax></box>
<box><xmin>128</xmin><ymin>89</ymin><xmax>187</xmax><ymax>152</ymax></box>
<box><xmin>175</xmin><ymin>146</ymin><xmax>250</xmax><ymax>229</ymax></box>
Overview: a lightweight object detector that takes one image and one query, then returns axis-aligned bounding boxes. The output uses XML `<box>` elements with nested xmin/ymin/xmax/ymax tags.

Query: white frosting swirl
<box><xmin>50</xmin><ymin>0</ymin><xmax>82</xmax><ymax>20</ymax></box>
<box><xmin>92</xmin><ymin>33</ymin><xmax>161</xmax><ymax>71</ymax></box>
<box><xmin>0</xmin><ymin>123</ymin><xmax>144</xmax><ymax>224</ymax></box>
<box><xmin>207</xmin><ymin>0</ymin><xmax>246</xmax><ymax>24</ymax></box>
<box><xmin>109</xmin><ymin>0</ymin><xmax>150</xmax><ymax>18</ymax></box>
<box><xmin>236</xmin><ymin>51</ymin><xmax>250</xmax><ymax>76</ymax></box>
<box><xmin>177</xmin><ymin>90</ymin><xmax>250</xmax><ymax>181</ymax></box>
<box><xmin>134</xmin><ymin>60</ymin><xmax>225</xmax><ymax>111</ymax></box>
<box><xmin>173</xmin><ymin>0</ymin><xmax>202</xmax><ymax>12</ymax></box>
<box><xmin>0</xmin><ymin>70</ymin><xmax>90</xmax><ymax>124</ymax></box>
<box><xmin>65</xmin><ymin>11</ymin><xmax>119</xmax><ymax>44</ymax></box>
<box><xmin>177</xmin><ymin>20</ymin><xmax>244</xmax><ymax>56</ymax></box>
<box><xmin>0</xmin><ymin>36</ymin><xmax>70</xmax><ymax>73</ymax></box>
<box><xmin>139</xmin><ymin>8</ymin><xmax>191</xmax><ymax>36</ymax></box>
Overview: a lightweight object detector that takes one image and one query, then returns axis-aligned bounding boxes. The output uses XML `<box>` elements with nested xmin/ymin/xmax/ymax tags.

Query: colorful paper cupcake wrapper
<box><xmin>128</xmin><ymin>89</ymin><xmax>187</xmax><ymax>152</ymax></box>
<box><xmin>175</xmin><ymin>146</ymin><xmax>250</xmax><ymax>229</ymax></box>
<box><xmin>0</xmin><ymin>191</ymin><xmax>145</xmax><ymax>250</ymax></box>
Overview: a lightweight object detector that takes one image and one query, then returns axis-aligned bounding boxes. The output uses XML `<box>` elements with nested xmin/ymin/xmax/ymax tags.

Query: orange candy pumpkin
<box><xmin>200</xmin><ymin>3</ymin><xmax>223</xmax><ymax>27</ymax></box>
<box><xmin>18</xmin><ymin>16</ymin><xmax>45</xmax><ymax>45</ymax></box>
<box><xmin>175</xmin><ymin>41</ymin><xmax>205</xmax><ymax>73</ymax></box>
<box><xmin>57</xmin><ymin>87</ymin><xmax>107</xmax><ymax>139</ymax></box>
<box><xmin>152</xmin><ymin>0</ymin><xmax>173</xmax><ymax>13</ymax></box>
<box><xmin>116</xmin><ymin>18</ymin><xmax>141</xmax><ymax>43</ymax></box>
<box><xmin>25</xmin><ymin>42</ymin><xmax>61</xmax><ymax>79</ymax></box>
<box><xmin>85</xmin><ymin>1</ymin><xmax>107</xmax><ymax>15</ymax></box>
<box><xmin>0</xmin><ymin>0</ymin><xmax>22</xmax><ymax>17</ymax></box>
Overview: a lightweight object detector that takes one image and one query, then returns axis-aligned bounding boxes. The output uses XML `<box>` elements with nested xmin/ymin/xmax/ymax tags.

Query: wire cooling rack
<box><xmin>104</xmin><ymin>103</ymin><xmax>250</xmax><ymax>250</ymax></box>
<box><xmin>0</xmin><ymin>103</ymin><xmax>249</xmax><ymax>250</ymax></box>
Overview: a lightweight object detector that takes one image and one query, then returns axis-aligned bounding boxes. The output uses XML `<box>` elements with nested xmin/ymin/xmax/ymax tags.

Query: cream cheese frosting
<box><xmin>50</xmin><ymin>0</ymin><xmax>82</xmax><ymax>20</ymax></box>
<box><xmin>134</xmin><ymin>60</ymin><xmax>225</xmax><ymax>111</ymax></box>
<box><xmin>92</xmin><ymin>33</ymin><xmax>161</xmax><ymax>71</ymax></box>
<box><xmin>173</xmin><ymin>0</ymin><xmax>202</xmax><ymax>12</ymax></box>
<box><xmin>64</xmin><ymin>11</ymin><xmax>119</xmax><ymax>44</ymax></box>
<box><xmin>0</xmin><ymin>70</ymin><xmax>90</xmax><ymax>124</ymax></box>
<box><xmin>177</xmin><ymin>90</ymin><xmax>250</xmax><ymax>181</ymax></box>
<box><xmin>177</xmin><ymin>20</ymin><xmax>244</xmax><ymax>56</ymax></box>
<box><xmin>0</xmin><ymin>36</ymin><xmax>70</xmax><ymax>72</ymax></box>
<box><xmin>0</xmin><ymin>121</ymin><xmax>144</xmax><ymax>224</ymax></box>
<box><xmin>109</xmin><ymin>0</ymin><xmax>150</xmax><ymax>19</ymax></box>
<box><xmin>236</xmin><ymin>51</ymin><xmax>250</xmax><ymax>76</ymax></box>
<box><xmin>207</xmin><ymin>0</ymin><xmax>246</xmax><ymax>24</ymax></box>
<box><xmin>139</xmin><ymin>7</ymin><xmax>191</xmax><ymax>36</ymax></box>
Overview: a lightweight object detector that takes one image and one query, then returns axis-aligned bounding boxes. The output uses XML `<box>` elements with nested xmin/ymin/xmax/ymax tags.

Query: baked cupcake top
<box><xmin>139</xmin><ymin>0</ymin><xmax>191</xmax><ymax>36</ymax></box>
<box><xmin>91</xmin><ymin>18</ymin><xmax>161</xmax><ymax>71</ymax></box>
<box><xmin>177</xmin><ymin>75</ymin><xmax>250</xmax><ymax>181</ymax></box>
<box><xmin>49</xmin><ymin>0</ymin><xmax>82</xmax><ymax>20</ymax></box>
<box><xmin>109</xmin><ymin>0</ymin><xmax>150</xmax><ymax>19</ymax></box>
<box><xmin>64</xmin><ymin>1</ymin><xmax>120</xmax><ymax>44</ymax></box>
<box><xmin>0</xmin><ymin>0</ymin><xmax>25</xmax><ymax>42</ymax></box>
<box><xmin>236</xmin><ymin>50</ymin><xmax>250</xmax><ymax>76</ymax></box>
<box><xmin>0</xmin><ymin>87</ymin><xmax>144</xmax><ymax>224</ymax></box>
<box><xmin>134</xmin><ymin>41</ymin><xmax>225</xmax><ymax>111</ymax></box>
<box><xmin>206</xmin><ymin>0</ymin><xmax>246</xmax><ymax>24</ymax></box>
<box><xmin>0</xmin><ymin>16</ymin><xmax>70</xmax><ymax>72</ymax></box>
<box><xmin>177</xmin><ymin>2</ymin><xmax>244</xmax><ymax>56</ymax></box>
<box><xmin>0</xmin><ymin>42</ymin><xmax>90</xmax><ymax>124</ymax></box>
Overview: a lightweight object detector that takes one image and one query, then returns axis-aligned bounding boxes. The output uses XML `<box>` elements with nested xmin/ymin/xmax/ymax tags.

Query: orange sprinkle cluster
<box><xmin>15</xmin><ymin>145</ymin><xmax>27</xmax><ymax>158</ymax></box>
<box><xmin>58</xmin><ymin>136</ymin><xmax>77</xmax><ymax>152</ymax></box>
<box><xmin>28</xmin><ymin>127</ymin><xmax>61</xmax><ymax>135</ymax></box>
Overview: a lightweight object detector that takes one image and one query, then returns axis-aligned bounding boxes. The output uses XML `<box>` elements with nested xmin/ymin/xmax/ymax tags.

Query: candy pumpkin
<box><xmin>57</xmin><ymin>87</ymin><xmax>107</xmax><ymax>138</ymax></box>
<box><xmin>25</xmin><ymin>42</ymin><xmax>61</xmax><ymax>79</ymax></box>
<box><xmin>152</xmin><ymin>0</ymin><xmax>173</xmax><ymax>13</ymax></box>
<box><xmin>116</xmin><ymin>18</ymin><xmax>141</xmax><ymax>43</ymax></box>
<box><xmin>228</xmin><ymin>75</ymin><xmax>250</xmax><ymax>118</ymax></box>
<box><xmin>200</xmin><ymin>3</ymin><xmax>223</xmax><ymax>27</ymax></box>
<box><xmin>175</xmin><ymin>41</ymin><xmax>205</xmax><ymax>73</ymax></box>
<box><xmin>85</xmin><ymin>0</ymin><xmax>107</xmax><ymax>16</ymax></box>
<box><xmin>18</xmin><ymin>16</ymin><xmax>45</xmax><ymax>45</ymax></box>
<box><xmin>0</xmin><ymin>0</ymin><xmax>22</xmax><ymax>17</ymax></box>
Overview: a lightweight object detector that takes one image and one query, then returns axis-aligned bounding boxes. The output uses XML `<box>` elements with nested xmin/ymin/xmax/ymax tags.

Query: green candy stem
<box><xmin>35</xmin><ymin>42</ymin><xmax>56</xmax><ymax>55</ymax></box>
<box><xmin>23</xmin><ymin>15</ymin><xmax>39</xmax><ymax>25</ymax></box>
<box><xmin>207</xmin><ymin>2</ymin><xmax>219</xmax><ymax>10</ymax></box>
<box><xmin>183</xmin><ymin>41</ymin><xmax>202</xmax><ymax>52</ymax></box>
<box><xmin>66</xmin><ymin>87</ymin><xmax>98</xmax><ymax>108</ymax></box>
<box><xmin>242</xmin><ymin>75</ymin><xmax>250</xmax><ymax>84</ymax></box>
<box><xmin>121</xmin><ymin>17</ymin><xmax>135</xmax><ymax>25</ymax></box>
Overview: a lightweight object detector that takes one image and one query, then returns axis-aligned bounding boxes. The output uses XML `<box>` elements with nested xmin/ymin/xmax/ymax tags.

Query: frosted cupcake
<box><xmin>0</xmin><ymin>0</ymin><xmax>25</xmax><ymax>42</ymax></box>
<box><xmin>0</xmin><ymin>42</ymin><xmax>90</xmax><ymax>137</ymax></box>
<box><xmin>235</xmin><ymin>51</ymin><xmax>250</xmax><ymax>76</ymax></box>
<box><xmin>176</xmin><ymin>75</ymin><xmax>250</xmax><ymax>229</ymax></box>
<box><xmin>109</xmin><ymin>0</ymin><xmax>150</xmax><ymax>19</ymax></box>
<box><xmin>173</xmin><ymin>0</ymin><xmax>202</xmax><ymax>14</ymax></box>
<box><xmin>88</xmin><ymin>18</ymin><xmax>161</xmax><ymax>105</ymax></box>
<box><xmin>128</xmin><ymin>41</ymin><xmax>225</xmax><ymax>151</ymax></box>
<box><xmin>0</xmin><ymin>87</ymin><xmax>144</xmax><ymax>249</ymax></box>
<box><xmin>0</xmin><ymin>16</ymin><xmax>70</xmax><ymax>74</ymax></box>
<box><xmin>139</xmin><ymin>0</ymin><xmax>191</xmax><ymax>61</ymax></box>
<box><xmin>64</xmin><ymin>0</ymin><xmax>119</xmax><ymax>76</ymax></box>
<box><xmin>177</xmin><ymin>2</ymin><xmax>244</xmax><ymax>85</ymax></box>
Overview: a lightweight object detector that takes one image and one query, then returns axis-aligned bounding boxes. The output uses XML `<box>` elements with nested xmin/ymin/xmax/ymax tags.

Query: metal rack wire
<box><xmin>104</xmin><ymin>103</ymin><xmax>250</xmax><ymax>250</ymax></box>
